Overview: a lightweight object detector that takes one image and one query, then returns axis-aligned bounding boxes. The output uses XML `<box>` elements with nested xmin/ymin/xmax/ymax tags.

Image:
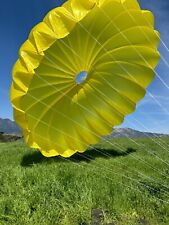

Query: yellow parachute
<box><xmin>10</xmin><ymin>0</ymin><xmax>160</xmax><ymax>157</ymax></box>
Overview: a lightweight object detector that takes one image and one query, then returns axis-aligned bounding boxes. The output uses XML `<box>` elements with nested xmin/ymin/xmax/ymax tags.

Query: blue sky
<box><xmin>0</xmin><ymin>0</ymin><xmax>169</xmax><ymax>134</ymax></box>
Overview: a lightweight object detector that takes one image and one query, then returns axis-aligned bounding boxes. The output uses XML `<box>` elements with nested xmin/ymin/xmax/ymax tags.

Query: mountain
<box><xmin>0</xmin><ymin>118</ymin><xmax>168</xmax><ymax>138</ymax></box>
<box><xmin>0</xmin><ymin>118</ymin><xmax>21</xmax><ymax>135</ymax></box>
<box><xmin>106</xmin><ymin>128</ymin><xmax>168</xmax><ymax>139</ymax></box>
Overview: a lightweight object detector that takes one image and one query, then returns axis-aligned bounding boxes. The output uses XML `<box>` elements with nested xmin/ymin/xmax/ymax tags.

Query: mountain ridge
<box><xmin>0</xmin><ymin>118</ymin><xmax>21</xmax><ymax>135</ymax></box>
<box><xmin>0</xmin><ymin>118</ymin><xmax>168</xmax><ymax>138</ymax></box>
<box><xmin>106</xmin><ymin>128</ymin><xmax>168</xmax><ymax>139</ymax></box>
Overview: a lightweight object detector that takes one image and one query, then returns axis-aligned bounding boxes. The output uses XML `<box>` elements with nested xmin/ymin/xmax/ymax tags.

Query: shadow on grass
<box><xmin>21</xmin><ymin>147</ymin><xmax>136</xmax><ymax>167</ymax></box>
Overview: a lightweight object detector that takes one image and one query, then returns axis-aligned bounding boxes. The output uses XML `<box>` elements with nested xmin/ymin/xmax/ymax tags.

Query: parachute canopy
<box><xmin>10</xmin><ymin>0</ymin><xmax>160</xmax><ymax>157</ymax></box>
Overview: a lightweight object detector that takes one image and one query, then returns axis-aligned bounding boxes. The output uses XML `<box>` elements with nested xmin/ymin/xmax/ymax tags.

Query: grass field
<box><xmin>0</xmin><ymin>137</ymin><xmax>169</xmax><ymax>225</ymax></box>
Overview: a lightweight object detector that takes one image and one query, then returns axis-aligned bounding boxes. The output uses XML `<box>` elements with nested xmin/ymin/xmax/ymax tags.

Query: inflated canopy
<box><xmin>10</xmin><ymin>0</ymin><xmax>160</xmax><ymax>157</ymax></box>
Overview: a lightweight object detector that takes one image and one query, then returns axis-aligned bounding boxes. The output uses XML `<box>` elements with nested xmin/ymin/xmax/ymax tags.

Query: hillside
<box><xmin>0</xmin><ymin>118</ymin><xmax>21</xmax><ymax>135</ymax></box>
<box><xmin>0</xmin><ymin>133</ymin><xmax>22</xmax><ymax>142</ymax></box>
<box><xmin>0</xmin><ymin>137</ymin><xmax>169</xmax><ymax>225</ymax></box>
<box><xmin>109</xmin><ymin>128</ymin><xmax>168</xmax><ymax>138</ymax></box>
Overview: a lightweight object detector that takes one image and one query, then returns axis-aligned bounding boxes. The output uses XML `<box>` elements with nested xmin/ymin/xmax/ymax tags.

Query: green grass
<box><xmin>0</xmin><ymin>137</ymin><xmax>169</xmax><ymax>225</ymax></box>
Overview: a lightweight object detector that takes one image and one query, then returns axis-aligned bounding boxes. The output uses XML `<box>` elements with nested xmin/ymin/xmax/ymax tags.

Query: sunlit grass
<box><xmin>0</xmin><ymin>137</ymin><xmax>169</xmax><ymax>225</ymax></box>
